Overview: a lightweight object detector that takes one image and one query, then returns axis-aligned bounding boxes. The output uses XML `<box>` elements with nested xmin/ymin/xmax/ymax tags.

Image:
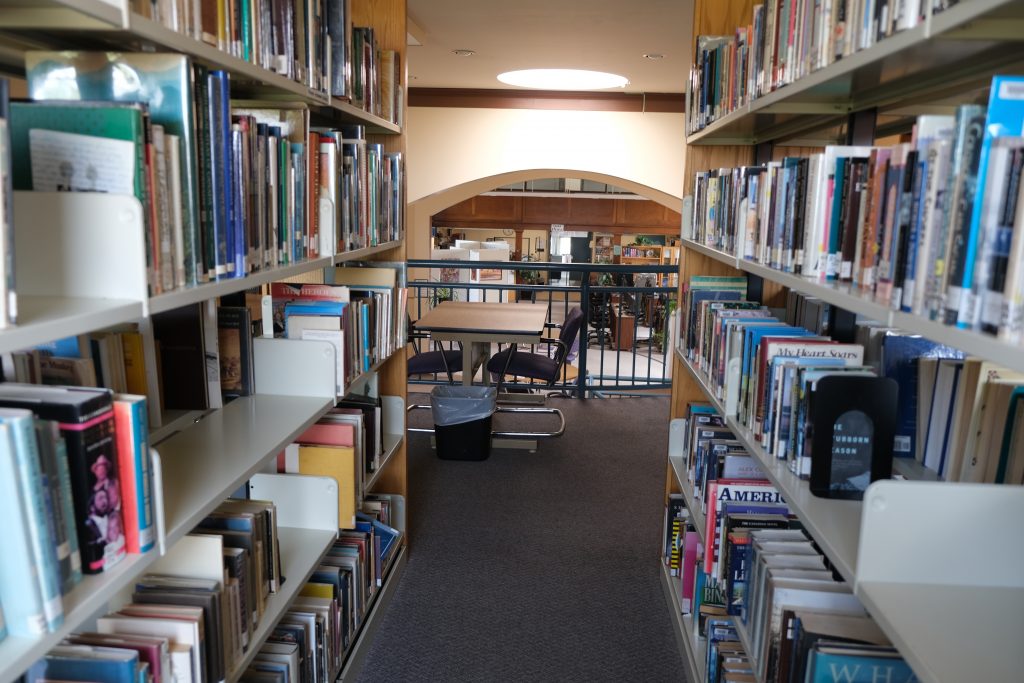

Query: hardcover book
<box><xmin>0</xmin><ymin>384</ymin><xmax>124</xmax><ymax>573</ymax></box>
<box><xmin>807</xmin><ymin>375</ymin><xmax>898</xmax><ymax>500</ymax></box>
<box><xmin>25</xmin><ymin>51</ymin><xmax>202</xmax><ymax>289</ymax></box>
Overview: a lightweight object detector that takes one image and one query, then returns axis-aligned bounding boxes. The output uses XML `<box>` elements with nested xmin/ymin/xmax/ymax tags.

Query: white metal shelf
<box><xmin>0</xmin><ymin>548</ymin><xmax>162</xmax><ymax>683</ymax></box>
<box><xmin>158</xmin><ymin>394</ymin><xmax>335</xmax><ymax>545</ymax></box>
<box><xmin>855</xmin><ymin>480</ymin><xmax>1024</xmax><ymax>683</ymax></box>
<box><xmin>659</xmin><ymin>563</ymin><xmax>705</xmax><ymax>683</ymax></box>
<box><xmin>668</xmin><ymin>418</ymin><xmax>708</xmax><ymax>546</ymax></box>
<box><xmin>338</xmin><ymin>546</ymin><xmax>408</xmax><ymax>682</ymax></box>
<box><xmin>678</xmin><ymin>356</ymin><xmax>863</xmax><ymax>582</ymax></box>
<box><xmin>226</xmin><ymin>526</ymin><xmax>338</xmax><ymax>682</ymax></box>
<box><xmin>679</xmin><ymin>238</ymin><xmax>1024</xmax><ymax>373</ymax></box>
<box><xmin>363</xmin><ymin>433</ymin><xmax>404</xmax><ymax>494</ymax></box>
<box><xmin>685</xmin><ymin>0</ymin><xmax>1024</xmax><ymax>145</ymax></box>
<box><xmin>0</xmin><ymin>296</ymin><xmax>144</xmax><ymax>355</ymax></box>
<box><xmin>734</xmin><ymin>616</ymin><xmax>762</xmax><ymax>682</ymax></box>
<box><xmin>148</xmin><ymin>258</ymin><xmax>333</xmax><ymax>315</ymax></box>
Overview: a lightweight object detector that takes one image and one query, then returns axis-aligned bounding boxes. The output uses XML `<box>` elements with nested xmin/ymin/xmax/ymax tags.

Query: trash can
<box><xmin>430</xmin><ymin>385</ymin><xmax>496</xmax><ymax>461</ymax></box>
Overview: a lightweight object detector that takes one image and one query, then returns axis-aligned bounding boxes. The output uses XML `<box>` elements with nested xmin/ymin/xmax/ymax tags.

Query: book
<box><xmin>34</xmin><ymin>419</ymin><xmax>83</xmax><ymax>594</ymax></box>
<box><xmin>218</xmin><ymin>305</ymin><xmax>255</xmax><ymax>401</ymax></box>
<box><xmin>113</xmin><ymin>394</ymin><xmax>156</xmax><ymax>555</ymax></box>
<box><xmin>0</xmin><ymin>384</ymin><xmax>124</xmax><ymax>574</ymax></box>
<box><xmin>806</xmin><ymin>375</ymin><xmax>898</xmax><ymax>499</ymax></box>
<box><xmin>282</xmin><ymin>443</ymin><xmax>358</xmax><ymax>529</ymax></box>
<box><xmin>26</xmin><ymin>51</ymin><xmax>203</xmax><ymax>290</ymax></box>
<box><xmin>26</xmin><ymin>643</ymin><xmax>140</xmax><ymax>683</ymax></box>
<box><xmin>0</xmin><ymin>414</ymin><xmax>63</xmax><ymax>637</ymax></box>
<box><xmin>957</xmin><ymin>75</ymin><xmax>1024</xmax><ymax>329</ymax></box>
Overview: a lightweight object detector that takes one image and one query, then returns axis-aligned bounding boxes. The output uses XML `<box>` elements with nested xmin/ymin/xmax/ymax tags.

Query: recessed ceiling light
<box><xmin>643</xmin><ymin>53</ymin><xmax>664</xmax><ymax>60</ymax></box>
<box><xmin>497</xmin><ymin>69</ymin><xmax>629</xmax><ymax>91</ymax></box>
<box><xmin>451</xmin><ymin>49</ymin><xmax>475</xmax><ymax>57</ymax></box>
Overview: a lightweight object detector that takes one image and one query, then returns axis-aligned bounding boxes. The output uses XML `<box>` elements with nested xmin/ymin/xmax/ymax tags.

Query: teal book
<box><xmin>0</xmin><ymin>410</ymin><xmax>63</xmax><ymax>637</ymax></box>
<box><xmin>805</xmin><ymin>645</ymin><xmax>917</xmax><ymax>683</ymax></box>
<box><xmin>25</xmin><ymin>51</ymin><xmax>202</xmax><ymax>289</ymax></box>
<box><xmin>995</xmin><ymin>387</ymin><xmax>1024</xmax><ymax>483</ymax></box>
<box><xmin>26</xmin><ymin>644</ymin><xmax>140</xmax><ymax>683</ymax></box>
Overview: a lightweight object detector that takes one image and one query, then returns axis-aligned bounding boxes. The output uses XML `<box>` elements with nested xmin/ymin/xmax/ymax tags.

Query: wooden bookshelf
<box><xmin>0</xmin><ymin>1</ymin><xmax>410</xmax><ymax>681</ymax></box>
<box><xmin>665</xmin><ymin>1</ymin><xmax>1024</xmax><ymax>682</ymax></box>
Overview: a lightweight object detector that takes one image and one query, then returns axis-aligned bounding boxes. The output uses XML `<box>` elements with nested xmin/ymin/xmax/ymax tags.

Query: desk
<box><xmin>413</xmin><ymin>301</ymin><xmax>549</xmax><ymax>386</ymax></box>
<box><xmin>610</xmin><ymin>305</ymin><xmax>635</xmax><ymax>351</ymax></box>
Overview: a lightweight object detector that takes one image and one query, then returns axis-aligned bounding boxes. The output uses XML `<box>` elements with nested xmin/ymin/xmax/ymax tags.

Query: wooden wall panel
<box><xmin>433</xmin><ymin>195</ymin><xmax>681</xmax><ymax>232</ymax></box>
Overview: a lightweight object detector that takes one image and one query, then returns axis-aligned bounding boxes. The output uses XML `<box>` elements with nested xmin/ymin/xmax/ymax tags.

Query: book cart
<box><xmin>0</xmin><ymin>1</ymin><xmax>410</xmax><ymax>682</ymax></box>
<box><xmin>663</xmin><ymin>1</ymin><xmax>1024</xmax><ymax>682</ymax></box>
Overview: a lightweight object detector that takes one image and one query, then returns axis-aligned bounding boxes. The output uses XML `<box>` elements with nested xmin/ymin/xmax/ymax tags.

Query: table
<box><xmin>413</xmin><ymin>301</ymin><xmax>549</xmax><ymax>386</ymax></box>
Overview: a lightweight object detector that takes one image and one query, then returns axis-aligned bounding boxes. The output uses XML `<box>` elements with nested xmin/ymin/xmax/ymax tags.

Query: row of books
<box><xmin>680</xmin><ymin>271</ymin><xmax>1024</xmax><ymax>484</ymax></box>
<box><xmin>15</xmin><ymin>51</ymin><xmax>404</xmax><ymax>297</ymax></box>
<box><xmin>270</xmin><ymin>265</ymin><xmax>407</xmax><ymax>396</ymax></box>
<box><xmin>278</xmin><ymin>397</ymin><xmax>391</xmax><ymax>525</ymax></box>
<box><xmin>0</xmin><ymin>384</ymin><xmax>157</xmax><ymax>639</ymax></box>
<box><xmin>664</xmin><ymin>482</ymin><xmax>916</xmax><ymax>683</ymax></box>
<box><xmin>240</xmin><ymin>495</ymin><xmax>403</xmax><ymax>683</ymax></box>
<box><xmin>679</xmin><ymin>276</ymin><xmax>898</xmax><ymax>493</ymax></box>
<box><xmin>24</xmin><ymin>495</ymin><xmax>281</xmax><ymax>683</ymax></box>
<box><xmin>130</xmin><ymin>0</ymin><xmax>403</xmax><ymax>122</ymax></box>
<box><xmin>686</xmin><ymin>0</ymin><xmax>960</xmax><ymax>133</ymax></box>
<box><xmin>688</xmin><ymin>77</ymin><xmax>1024</xmax><ymax>343</ymax></box>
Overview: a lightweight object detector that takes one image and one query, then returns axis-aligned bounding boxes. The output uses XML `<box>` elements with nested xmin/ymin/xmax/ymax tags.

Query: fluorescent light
<box><xmin>497</xmin><ymin>69</ymin><xmax>629</xmax><ymax>91</ymax></box>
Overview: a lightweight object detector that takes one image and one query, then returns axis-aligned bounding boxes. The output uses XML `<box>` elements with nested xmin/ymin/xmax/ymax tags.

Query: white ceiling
<box><xmin>405</xmin><ymin>0</ymin><xmax>694</xmax><ymax>94</ymax></box>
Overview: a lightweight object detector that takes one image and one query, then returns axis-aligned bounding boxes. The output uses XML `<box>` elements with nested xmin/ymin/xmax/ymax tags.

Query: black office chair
<box><xmin>587</xmin><ymin>292</ymin><xmax>611</xmax><ymax>347</ymax></box>
<box><xmin>487</xmin><ymin>307</ymin><xmax>585</xmax><ymax>395</ymax></box>
<box><xmin>407</xmin><ymin>316</ymin><xmax>463</xmax><ymax>384</ymax></box>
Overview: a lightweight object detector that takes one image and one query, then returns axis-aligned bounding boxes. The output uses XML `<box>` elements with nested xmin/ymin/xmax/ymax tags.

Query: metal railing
<box><xmin>407</xmin><ymin>259</ymin><xmax>678</xmax><ymax>398</ymax></box>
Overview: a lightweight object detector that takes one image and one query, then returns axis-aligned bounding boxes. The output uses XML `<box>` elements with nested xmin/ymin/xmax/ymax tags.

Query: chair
<box><xmin>587</xmin><ymin>292</ymin><xmax>612</xmax><ymax>347</ymax></box>
<box><xmin>407</xmin><ymin>315</ymin><xmax>463</xmax><ymax>384</ymax></box>
<box><xmin>487</xmin><ymin>307</ymin><xmax>585</xmax><ymax>395</ymax></box>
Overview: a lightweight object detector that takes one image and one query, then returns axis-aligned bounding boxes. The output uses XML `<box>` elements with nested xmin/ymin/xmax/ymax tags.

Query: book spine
<box><xmin>207</xmin><ymin>69</ymin><xmax>229</xmax><ymax>278</ymax></box>
<box><xmin>0</xmin><ymin>415</ymin><xmax>64</xmax><ymax>635</ymax></box>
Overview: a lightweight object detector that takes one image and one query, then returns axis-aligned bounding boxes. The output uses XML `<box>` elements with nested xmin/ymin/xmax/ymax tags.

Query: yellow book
<box><xmin>300</xmin><ymin>583</ymin><xmax>335</xmax><ymax>600</ymax></box>
<box><xmin>296</xmin><ymin>444</ymin><xmax>357</xmax><ymax>529</ymax></box>
<box><xmin>121</xmin><ymin>330</ymin><xmax>148</xmax><ymax>396</ymax></box>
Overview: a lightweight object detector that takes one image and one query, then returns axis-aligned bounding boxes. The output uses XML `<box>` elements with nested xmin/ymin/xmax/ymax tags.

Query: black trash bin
<box><xmin>430</xmin><ymin>385</ymin><xmax>496</xmax><ymax>461</ymax></box>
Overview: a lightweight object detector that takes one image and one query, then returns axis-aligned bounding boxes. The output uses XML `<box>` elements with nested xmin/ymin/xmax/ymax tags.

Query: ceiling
<box><xmin>405</xmin><ymin>0</ymin><xmax>694</xmax><ymax>94</ymax></box>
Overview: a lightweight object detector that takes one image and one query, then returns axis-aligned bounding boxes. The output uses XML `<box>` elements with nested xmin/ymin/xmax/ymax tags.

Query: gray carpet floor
<box><xmin>354</xmin><ymin>393</ymin><xmax>686</xmax><ymax>683</ymax></box>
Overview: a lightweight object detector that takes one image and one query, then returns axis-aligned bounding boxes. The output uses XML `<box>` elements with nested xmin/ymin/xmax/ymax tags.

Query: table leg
<box><xmin>461</xmin><ymin>341</ymin><xmax>476</xmax><ymax>386</ymax></box>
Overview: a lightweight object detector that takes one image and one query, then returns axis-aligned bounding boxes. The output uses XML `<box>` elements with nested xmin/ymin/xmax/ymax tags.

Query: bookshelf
<box><xmin>665</xmin><ymin>1</ymin><xmax>1024</xmax><ymax>682</ymax></box>
<box><xmin>0</xmin><ymin>0</ymin><xmax>410</xmax><ymax>681</ymax></box>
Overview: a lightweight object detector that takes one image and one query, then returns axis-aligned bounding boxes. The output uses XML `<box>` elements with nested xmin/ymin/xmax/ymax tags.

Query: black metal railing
<box><xmin>406</xmin><ymin>259</ymin><xmax>678</xmax><ymax>398</ymax></box>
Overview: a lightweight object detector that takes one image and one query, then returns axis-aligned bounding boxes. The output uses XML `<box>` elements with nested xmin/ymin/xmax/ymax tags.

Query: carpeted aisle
<box><xmin>355</xmin><ymin>394</ymin><xmax>686</xmax><ymax>683</ymax></box>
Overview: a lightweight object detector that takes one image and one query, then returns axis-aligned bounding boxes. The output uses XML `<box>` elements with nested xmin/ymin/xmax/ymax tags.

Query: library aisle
<box><xmin>356</xmin><ymin>394</ymin><xmax>683</xmax><ymax>682</ymax></box>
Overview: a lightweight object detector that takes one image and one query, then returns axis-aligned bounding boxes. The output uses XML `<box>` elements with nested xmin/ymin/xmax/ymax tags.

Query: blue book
<box><xmin>880</xmin><ymin>332</ymin><xmax>963</xmax><ymax>459</ymax></box>
<box><xmin>36</xmin><ymin>420</ymin><xmax>83</xmax><ymax>594</ymax></box>
<box><xmin>207</xmin><ymin>69</ymin><xmax>231</xmax><ymax>279</ymax></box>
<box><xmin>958</xmin><ymin>75</ymin><xmax>1024</xmax><ymax>329</ymax></box>
<box><xmin>0</xmin><ymin>409</ymin><xmax>63</xmax><ymax>636</ymax></box>
<box><xmin>28</xmin><ymin>644</ymin><xmax>140</xmax><ymax>683</ymax></box>
<box><xmin>805</xmin><ymin>645</ymin><xmax>915</xmax><ymax>683</ymax></box>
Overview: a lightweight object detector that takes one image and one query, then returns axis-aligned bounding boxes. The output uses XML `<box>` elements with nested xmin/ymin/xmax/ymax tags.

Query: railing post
<box><xmin>577</xmin><ymin>269</ymin><xmax>590</xmax><ymax>400</ymax></box>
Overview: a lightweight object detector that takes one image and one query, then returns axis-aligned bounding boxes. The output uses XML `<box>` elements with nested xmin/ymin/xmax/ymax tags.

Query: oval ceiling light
<box><xmin>497</xmin><ymin>68</ymin><xmax>629</xmax><ymax>91</ymax></box>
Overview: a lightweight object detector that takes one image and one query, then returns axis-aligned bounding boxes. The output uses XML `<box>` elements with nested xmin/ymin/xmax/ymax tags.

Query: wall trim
<box><xmin>409</xmin><ymin>88</ymin><xmax>685</xmax><ymax>113</ymax></box>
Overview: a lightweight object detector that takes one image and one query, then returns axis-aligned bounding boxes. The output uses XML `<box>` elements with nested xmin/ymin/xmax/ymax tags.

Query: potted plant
<box><xmin>517</xmin><ymin>256</ymin><xmax>540</xmax><ymax>302</ymax></box>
